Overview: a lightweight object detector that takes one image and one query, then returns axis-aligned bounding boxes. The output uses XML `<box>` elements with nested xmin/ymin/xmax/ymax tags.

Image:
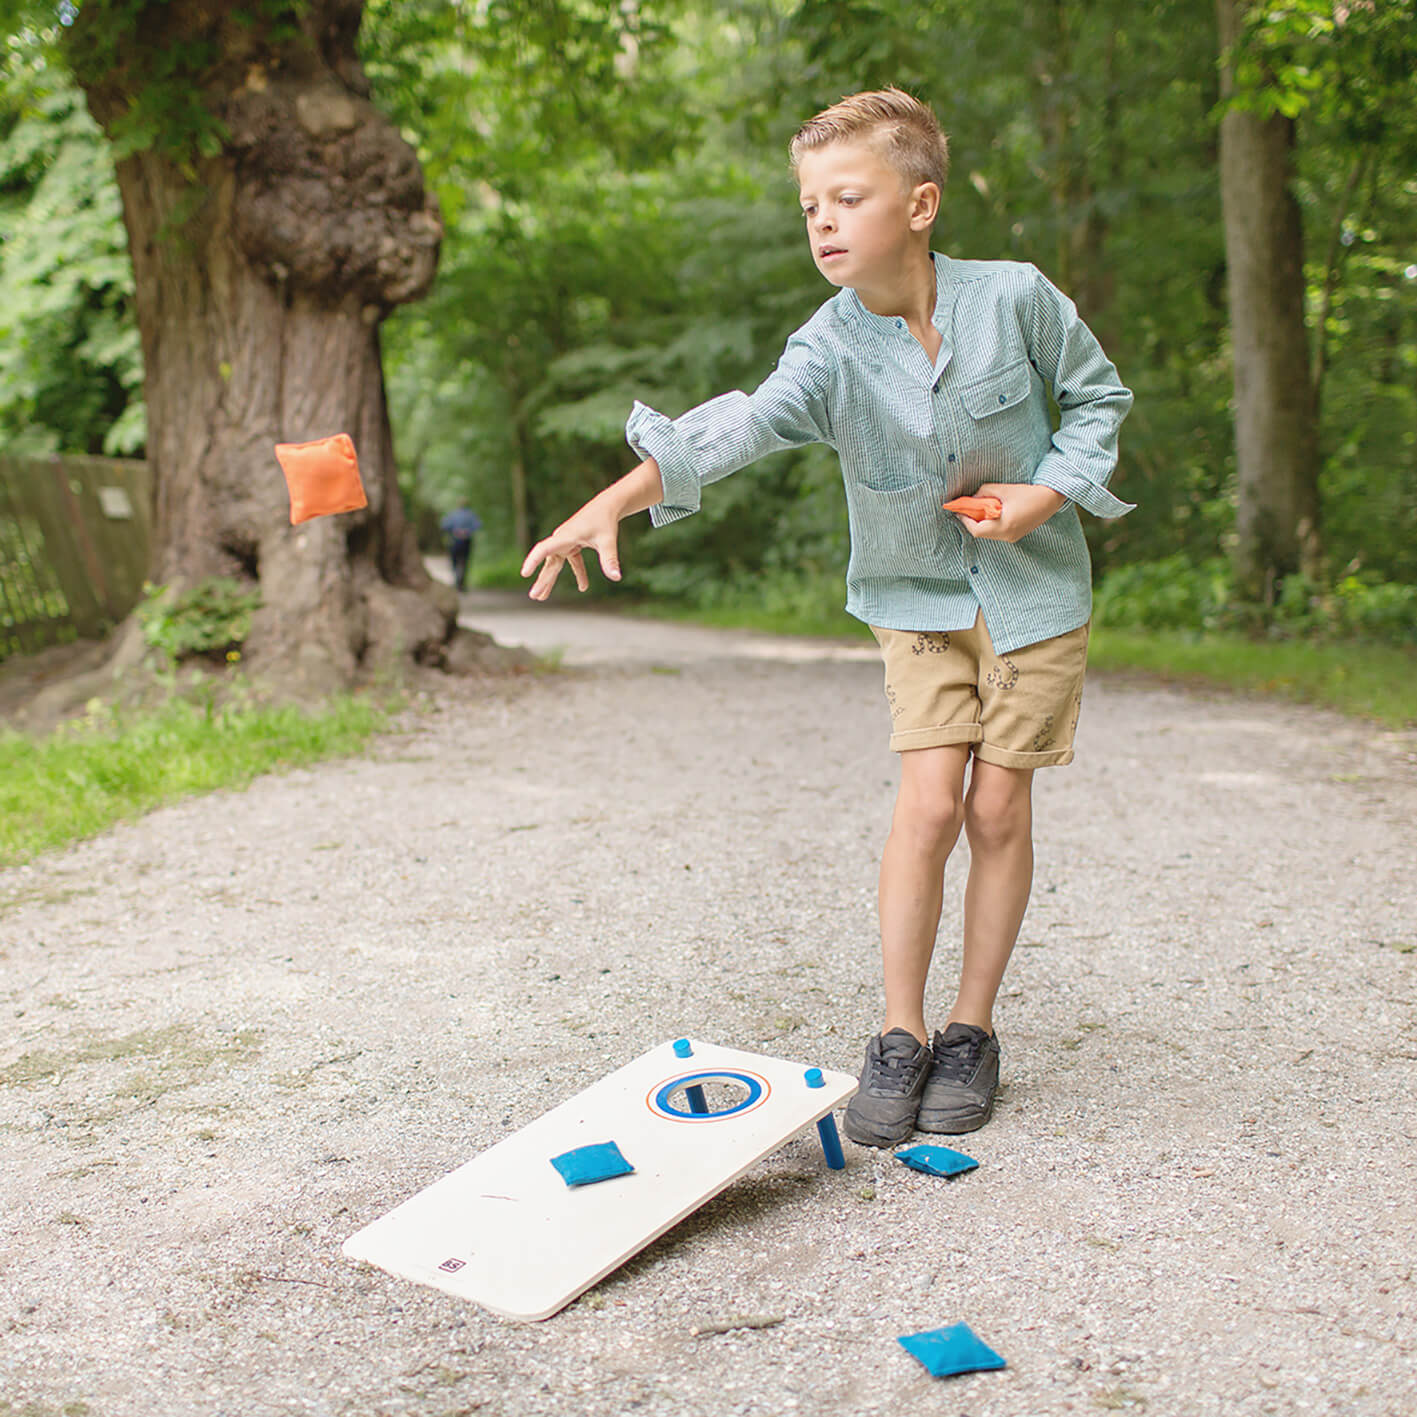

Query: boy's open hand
<box><xmin>520</xmin><ymin>456</ymin><xmax>664</xmax><ymax>601</ymax></box>
<box><xmin>521</xmin><ymin>509</ymin><xmax>622</xmax><ymax>600</ymax></box>
<box><xmin>955</xmin><ymin>482</ymin><xmax>1067</xmax><ymax>543</ymax></box>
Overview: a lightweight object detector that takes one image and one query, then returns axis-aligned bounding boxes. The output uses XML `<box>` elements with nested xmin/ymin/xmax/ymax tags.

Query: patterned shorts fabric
<box><xmin>870</xmin><ymin>612</ymin><xmax>1090</xmax><ymax>768</ymax></box>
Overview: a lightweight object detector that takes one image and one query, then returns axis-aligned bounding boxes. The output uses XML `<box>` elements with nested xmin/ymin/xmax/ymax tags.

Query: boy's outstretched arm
<box><xmin>520</xmin><ymin>457</ymin><xmax>664</xmax><ymax>601</ymax></box>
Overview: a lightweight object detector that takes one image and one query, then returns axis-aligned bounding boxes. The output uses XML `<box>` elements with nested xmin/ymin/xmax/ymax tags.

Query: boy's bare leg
<box><xmin>950</xmin><ymin>758</ymin><xmax>1036</xmax><ymax>1035</ymax></box>
<box><xmin>878</xmin><ymin>743</ymin><xmax>971</xmax><ymax>1043</ymax></box>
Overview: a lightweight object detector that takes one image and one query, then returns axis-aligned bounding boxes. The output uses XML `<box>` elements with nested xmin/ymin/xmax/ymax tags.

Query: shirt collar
<box><xmin>838</xmin><ymin>251</ymin><xmax>955</xmax><ymax>332</ymax></box>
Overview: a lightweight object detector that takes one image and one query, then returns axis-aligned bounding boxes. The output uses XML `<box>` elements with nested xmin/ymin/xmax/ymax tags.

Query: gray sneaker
<box><xmin>842</xmin><ymin>1028</ymin><xmax>932</xmax><ymax>1148</ymax></box>
<box><xmin>916</xmin><ymin>1022</ymin><xmax>1000</xmax><ymax>1134</ymax></box>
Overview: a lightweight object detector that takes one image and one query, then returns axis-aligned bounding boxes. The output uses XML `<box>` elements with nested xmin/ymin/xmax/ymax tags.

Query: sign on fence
<box><xmin>0</xmin><ymin>455</ymin><xmax>152</xmax><ymax>661</ymax></box>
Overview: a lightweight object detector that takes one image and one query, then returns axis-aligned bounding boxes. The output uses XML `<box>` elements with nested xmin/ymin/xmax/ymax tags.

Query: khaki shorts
<box><xmin>871</xmin><ymin>613</ymin><xmax>1090</xmax><ymax>768</ymax></box>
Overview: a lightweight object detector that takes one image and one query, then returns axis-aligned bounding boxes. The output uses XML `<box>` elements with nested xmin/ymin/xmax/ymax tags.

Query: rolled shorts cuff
<box><xmin>974</xmin><ymin>742</ymin><xmax>1075</xmax><ymax>770</ymax></box>
<box><xmin>888</xmin><ymin>724</ymin><xmax>983</xmax><ymax>754</ymax></box>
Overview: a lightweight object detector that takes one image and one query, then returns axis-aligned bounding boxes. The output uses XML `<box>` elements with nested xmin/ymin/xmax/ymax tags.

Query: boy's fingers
<box><xmin>522</xmin><ymin>537</ymin><xmax>570</xmax><ymax>580</ymax></box>
<box><xmin>568</xmin><ymin>549</ymin><xmax>590</xmax><ymax>592</ymax></box>
<box><xmin>522</xmin><ymin>522</ymin><xmax>621</xmax><ymax>598</ymax></box>
<box><xmin>596</xmin><ymin>530</ymin><xmax>622</xmax><ymax>581</ymax></box>
<box><xmin>527</xmin><ymin>556</ymin><xmax>563</xmax><ymax>600</ymax></box>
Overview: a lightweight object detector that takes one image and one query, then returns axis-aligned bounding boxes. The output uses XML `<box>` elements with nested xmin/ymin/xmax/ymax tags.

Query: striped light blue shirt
<box><xmin>626</xmin><ymin>253</ymin><xmax>1134</xmax><ymax>654</ymax></box>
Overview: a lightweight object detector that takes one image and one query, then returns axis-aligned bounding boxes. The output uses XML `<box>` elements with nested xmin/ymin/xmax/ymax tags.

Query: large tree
<box><xmin>1215</xmin><ymin>0</ymin><xmax>1323</xmax><ymax>604</ymax></box>
<box><xmin>57</xmin><ymin>0</ymin><xmax>453</xmax><ymax>695</ymax></box>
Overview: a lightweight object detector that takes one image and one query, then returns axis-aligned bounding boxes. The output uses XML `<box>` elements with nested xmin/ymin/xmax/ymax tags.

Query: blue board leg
<box><xmin>686</xmin><ymin>1084</ymin><xmax>709</xmax><ymax>1114</ymax></box>
<box><xmin>816</xmin><ymin>1114</ymin><xmax>846</xmax><ymax>1170</ymax></box>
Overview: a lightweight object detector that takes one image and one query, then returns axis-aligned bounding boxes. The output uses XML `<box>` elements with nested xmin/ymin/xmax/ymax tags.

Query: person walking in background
<box><xmin>440</xmin><ymin>506</ymin><xmax>481</xmax><ymax>591</ymax></box>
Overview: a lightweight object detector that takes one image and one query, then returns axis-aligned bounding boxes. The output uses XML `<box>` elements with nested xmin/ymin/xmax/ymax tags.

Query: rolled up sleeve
<box><xmin>1026</xmin><ymin>267</ymin><xmax>1135</xmax><ymax>520</ymax></box>
<box><xmin>626</xmin><ymin>338</ymin><xmax>834</xmax><ymax>529</ymax></box>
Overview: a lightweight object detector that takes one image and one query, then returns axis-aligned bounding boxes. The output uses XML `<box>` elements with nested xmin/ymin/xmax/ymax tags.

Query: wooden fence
<box><xmin>0</xmin><ymin>455</ymin><xmax>152</xmax><ymax>662</ymax></box>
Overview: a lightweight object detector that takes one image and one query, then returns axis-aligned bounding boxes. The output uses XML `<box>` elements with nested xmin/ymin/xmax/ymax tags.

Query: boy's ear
<box><xmin>910</xmin><ymin>181</ymin><xmax>941</xmax><ymax>230</ymax></box>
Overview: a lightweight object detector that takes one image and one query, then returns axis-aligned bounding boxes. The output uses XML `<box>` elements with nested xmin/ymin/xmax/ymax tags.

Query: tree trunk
<box><xmin>69</xmin><ymin>0</ymin><xmax>454</xmax><ymax>696</ymax></box>
<box><xmin>1216</xmin><ymin>0</ymin><xmax>1323</xmax><ymax>605</ymax></box>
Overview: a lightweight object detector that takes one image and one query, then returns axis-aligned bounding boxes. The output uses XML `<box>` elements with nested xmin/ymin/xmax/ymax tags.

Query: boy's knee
<box><xmin>893</xmin><ymin>790</ymin><xmax>965</xmax><ymax>853</ymax></box>
<box><xmin>964</xmin><ymin>782</ymin><xmax>1031</xmax><ymax>852</ymax></box>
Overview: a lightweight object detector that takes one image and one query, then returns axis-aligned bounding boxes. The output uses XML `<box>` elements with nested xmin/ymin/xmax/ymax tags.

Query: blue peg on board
<box><xmin>805</xmin><ymin>1068</ymin><xmax>846</xmax><ymax>1169</ymax></box>
<box><xmin>674</xmin><ymin>1040</ymin><xmax>709</xmax><ymax>1113</ymax></box>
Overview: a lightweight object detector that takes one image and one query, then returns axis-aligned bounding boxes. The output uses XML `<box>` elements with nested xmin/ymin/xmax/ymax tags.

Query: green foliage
<box><xmin>60</xmin><ymin>1</ymin><xmax>309</xmax><ymax>170</ymax></box>
<box><xmin>1218</xmin><ymin>1</ymin><xmax>1417</xmax><ymax>588</ymax></box>
<box><xmin>1329</xmin><ymin>574</ymin><xmax>1417</xmax><ymax>646</ymax></box>
<box><xmin>386</xmin><ymin>0</ymin><xmax>1227</xmax><ymax>578</ymax></box>
<box><xmin>0</xmin><ymin>691</ymin><xmax>387</xmax><ymax>865</ymax></box>
<box><xmin>137</xmin><ymin>579</ymin><xmax>263</xmax><ymax>662</ymax></box>
<box><xmin>1093</xmin><ymin>556</ymin><xmax>1232</xmax><ymax>634</ymax></box>
<box><xmin>0</xmin><ymin>0</ymin><xmax>1412</xmax><ymax>645</ymax></box>
<box><xmin>1094</xmin><ymin>555</ymin><xmax>1417</xmax><ymax>648</ymax></box>
<box><xmin>1228</xmin><ymin>0</ymin><xmax>1417</xmax><ymax>143</ymax></box>
<box><xmin>0</xmin><ymin>35</ymin><xmax>141</xmax><ymax>455</ymax></box>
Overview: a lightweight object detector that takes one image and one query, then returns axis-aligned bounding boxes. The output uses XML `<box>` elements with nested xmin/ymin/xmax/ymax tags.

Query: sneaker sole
<box><xmin>915</xmin><ymin>1097</ymin><xmax>994</xmax><ymax>1134</ymax></box>
<box><xmin>842</xmin><ymin>1112</ymin><xmax>917</xmax><ymax>1148</ymax></box>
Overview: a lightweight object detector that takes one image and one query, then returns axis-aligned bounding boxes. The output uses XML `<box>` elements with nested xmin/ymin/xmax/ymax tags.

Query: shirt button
<box><xmin>998</xmin><ymin>394</ymin><xmax>1007</xmax><ymax>404</ymax></box>
<box><xmin>947</xmin><ymin>454</ymin><xmax>956</xmax><ymax>463</ymax></box>
<box><xmin>970</xmin><ymin>565</ymin><xmax>979</xmax><ymax>574</ymax></box>
<box><xmin>896</xmin><ymin>319</ymin><xmax>904</xmax><ymax>329</ymax></box>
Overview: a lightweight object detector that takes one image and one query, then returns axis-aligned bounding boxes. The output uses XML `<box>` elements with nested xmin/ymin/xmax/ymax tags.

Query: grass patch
<box><xmin>0</xmin><ymin>693</ymin><xmax>388</xmax><ymax>866</ymax></box>
<box><xmin>1087</xmin><ymin>629</ymin><xmax>1417</xmax><ymax>728</ymax></box>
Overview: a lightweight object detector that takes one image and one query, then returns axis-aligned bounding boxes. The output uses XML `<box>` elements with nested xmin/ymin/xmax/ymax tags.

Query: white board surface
<box><xmin>342</xmin><ymin>1038</ymin><xmax>857</xmax><ymax>1321</ymax></box>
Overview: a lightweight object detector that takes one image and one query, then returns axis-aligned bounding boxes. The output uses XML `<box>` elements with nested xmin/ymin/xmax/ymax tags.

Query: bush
<box><xmin>1092</xmin><ymin>555</ymin><xmax>1229</xmax><ymax>632</ymax></box>
<box><xmin>1331</xmin><ymin>575</ymin><xmax>1417</xmax><ymax>646</ymax></box>
<box><xmin>1093</xmin><ymin>557</ymin><xmax>1417</xmax><ymax>647</ymax></box>
<box><xmin>137</xmin><ymin>578</ymin><xmax>263</xmax><ymax>662</ymax></box>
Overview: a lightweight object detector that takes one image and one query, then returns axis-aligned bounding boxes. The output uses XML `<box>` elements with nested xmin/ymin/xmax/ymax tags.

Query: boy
<box><xmin>520</xmin><ymin>88</ymin><xmax>1133</xmax><ymax>1146</ymax></box>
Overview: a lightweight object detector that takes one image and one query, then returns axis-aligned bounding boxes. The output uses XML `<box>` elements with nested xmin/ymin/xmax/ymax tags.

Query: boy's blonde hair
<box><xmin>789</xmin><ymin>87</ymin><xmax>950</xmax><ymax>193</ymax></box>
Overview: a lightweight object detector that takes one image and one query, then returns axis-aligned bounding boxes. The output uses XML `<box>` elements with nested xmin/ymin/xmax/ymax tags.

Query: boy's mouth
<box><xmin>818</xmin><ymin>245</ymin><xmax>846</xmax><ymax>260</ymax></box>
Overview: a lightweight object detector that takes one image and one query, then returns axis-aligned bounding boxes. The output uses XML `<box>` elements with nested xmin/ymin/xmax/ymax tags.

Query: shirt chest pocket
<box><xmin>959</xmin><ymin>358</ymin><xmax>1033</xmax><ymax>421</ymax></box>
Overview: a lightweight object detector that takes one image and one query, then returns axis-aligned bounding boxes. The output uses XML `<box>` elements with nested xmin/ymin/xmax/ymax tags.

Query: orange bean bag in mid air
<box><xmin>275</xmin><ymin>433</ymin><xmax>368</xmax><ymax>525</ymax></box>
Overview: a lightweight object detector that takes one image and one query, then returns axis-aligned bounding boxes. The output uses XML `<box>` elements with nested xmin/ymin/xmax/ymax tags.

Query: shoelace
<box><xmin>931</xmin><ymin>1032</ymin><xmax>986</xmax><ymax>1084</ymax></box>
<box><xmin>865</xmin><ymin>1044</ymin><xmax>924</xmax><ymax>1094</ymax></box>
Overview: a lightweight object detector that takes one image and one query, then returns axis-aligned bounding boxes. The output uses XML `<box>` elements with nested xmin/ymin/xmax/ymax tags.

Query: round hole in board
<box><xmin>667</xmin><ymin>1077</ymin><xmax>749</xmax><ymax>1114</ymax></box>
<box><xmin>648</xmin><ymin>1069</ymin><xmax>770</xmax><ymax>1121</ymax></box>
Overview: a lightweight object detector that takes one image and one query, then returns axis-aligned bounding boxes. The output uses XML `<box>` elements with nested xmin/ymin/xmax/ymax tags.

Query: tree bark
<box><xmin>1216</xmin><ymin>0</ymin><xmax>1323</xmax><ymax>604</ymax></box>
<box><xmin>70</xmin><ymin>0</ymin><xmax>454</xmax><ymax>696</ymax></box>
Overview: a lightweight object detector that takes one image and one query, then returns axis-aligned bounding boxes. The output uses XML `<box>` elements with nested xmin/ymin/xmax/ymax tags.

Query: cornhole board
<box><xmin>342</xmin><ymin>1038</ymin><xmax>858</xmax><ymax>1321</ymax></box>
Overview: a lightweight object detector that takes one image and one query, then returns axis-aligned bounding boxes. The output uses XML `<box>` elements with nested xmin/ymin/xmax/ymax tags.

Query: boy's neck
<box><xmin>853</xmin><ymin>246</ymin><xmax>937</xmax><ymax>327</ymax></box>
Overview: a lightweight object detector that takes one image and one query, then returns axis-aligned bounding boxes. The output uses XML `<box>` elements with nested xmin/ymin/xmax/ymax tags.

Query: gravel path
<box><xmin>2</xmin><ymin>589</ymin><xmax>1415</xmax><ymax>1417</ymax></box>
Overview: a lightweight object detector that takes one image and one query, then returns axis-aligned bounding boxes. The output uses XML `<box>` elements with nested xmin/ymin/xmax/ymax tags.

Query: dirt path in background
<box><xmin>2</xmin><ymin>588</ymin><xmax>1415</xmax><ymax>1417</ymax></box>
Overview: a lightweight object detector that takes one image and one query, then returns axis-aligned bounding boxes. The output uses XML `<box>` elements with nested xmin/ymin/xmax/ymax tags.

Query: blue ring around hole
<box><xmin>652</xmin><ymin>1070</ymin><xmax>765</xmax><ymax>1120</ymax></box>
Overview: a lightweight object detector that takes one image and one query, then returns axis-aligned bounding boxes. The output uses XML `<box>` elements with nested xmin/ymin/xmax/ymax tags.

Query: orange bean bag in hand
<box><xmin>275</xmin><ymin>433</ymin><xmax>368</xmax><ymax>525</ymax></box>
<box><xmin>941</xmin><ymin>494</ymin><xmax>1003</xmax><ymax>523</ymax></box>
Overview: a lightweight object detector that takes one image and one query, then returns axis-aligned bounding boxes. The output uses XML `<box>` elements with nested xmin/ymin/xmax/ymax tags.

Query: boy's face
<box><xmin>796</xmin><ymin>140</ymin><xmax>937</xmax><ymax>292</ymax></box>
